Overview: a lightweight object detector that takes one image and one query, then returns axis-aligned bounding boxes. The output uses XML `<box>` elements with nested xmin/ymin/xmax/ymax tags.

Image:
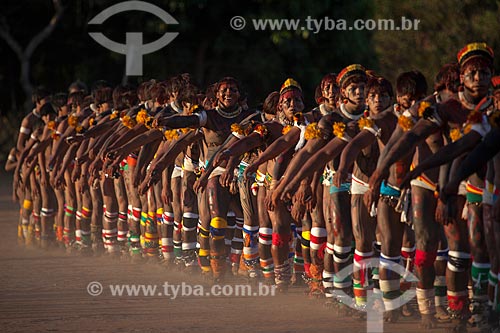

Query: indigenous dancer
<box><xmin>13</xmin><ymin>87</ymin><xmax>51</xmax><ymax>246</ymax></box>
<box><xmin>370</xmin><ymin>43</ymin><xmax>495</xmax><ymax>332</ymax></box>
<box><xmin>333</xmin><ymin>75</ymin><xmax>393</xmax><ymax>313</ymax></box>
<box><xmin>277</xmin><ymin>65</ymin><xmax>367</xmax><ymax>310</ymax></box>
<box><xmin>154</xmin><ymin>77</ymin><xmax>254</xmax><ymax>282</ymax></box>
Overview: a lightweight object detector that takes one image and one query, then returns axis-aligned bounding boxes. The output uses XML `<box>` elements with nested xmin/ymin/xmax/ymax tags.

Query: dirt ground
<box><xmin>0</xmin><ymin>171</ymin><xmax>480</xmax><ymax>332</ymax></box>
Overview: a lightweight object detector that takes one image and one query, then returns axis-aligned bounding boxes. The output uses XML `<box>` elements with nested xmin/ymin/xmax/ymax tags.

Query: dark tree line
<box><xmin>1</xmin><ymin>0</ymin><xmax>498</xmax><ymax>162</ymax></box>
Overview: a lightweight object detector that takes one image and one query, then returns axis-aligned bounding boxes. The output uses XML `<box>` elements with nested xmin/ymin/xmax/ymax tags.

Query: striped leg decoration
<box><xmin>400</xmin><ymin>246</ymin><xmax>416</xmax><ymax>292</ymax></box>
<box><xmin>353</xmin><ymin>250</ymin><xmax>374</xmax><ymax>307</ymax></box>
<box><xmin>333</xmin><ymin>244</ymin><xmax>353</xmax><ymax>290</ymax></box>
<box><xmin>379</xmin><ymin>254</ymin><xmax>402</xmax><ymax>311</ymax></box>
<box><xmin>242</xmin><ymin>225</ymin><xmax>259</xmax><ymax>276</ymax></box>
<box><xmin>293</xmin><ymin>225</ymin><xmax>304</xmax><ymax>277</ymax></box>
<box><xmin>80</xmin><ymin>207</ymin><xmax>92</xmax><ymax>247</ymax></box>
<box><xmin>117</xmin><ymin>211</ymin><xmax>129</xmax><ymax>252</ymax></box>
<box><xmin>181</xmin><ymin>212</ymin><xmax>199</xmax><ymax>266</ymax></box>
<box><xmin>103</xmin><ymin>211</ymin><xmax>118</xmax><ymax>253</ymax></box>
<box><xmin>128</xmin><ymin>207</ymin><xmax>142</xmax><ymax>255</ymax></box>
<box><xmin>160</xmin><ymin>211</ymin><xmax>174</xmax><ymax>260</ymax></box>
<box><xmin>231</xmin><ymin>217</ymin><xmax>244</xmax><ymax>267</ymax></box>
<box><xmin>143</xmin><ymin>211</ymin><xmax>159</xmax><ymax>257</ymax></box>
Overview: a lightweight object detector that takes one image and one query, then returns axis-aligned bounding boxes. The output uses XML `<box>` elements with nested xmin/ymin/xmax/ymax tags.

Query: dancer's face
<box><xmin>280</xmin><ymin>90</ymin><xmax>304</xmax><ymax>120</ymax></box>
<box><xmin>461</xmin><ymin>64</ymin><xmax>492</xmax><ymax>99</ymax></box>
<box><xmin>322</xmin><ymin>81</ymin><xmax>338</xmax><ymax>104</ymax></box>
<box><xmin>342</xmin><ymin>82</ymin><xmax>365</xmax><ymax>107</ymax></box>
<box><xmin>396</xmin><ymin>94</ymin><xmax>415</xmax><ymax>110</ymax></box>
<box><xmin>217</xmin><ymin>82</ymin><xmax>240</xmax><ymax>109</ymax></box>
<box><xmin>366</xmin><ymin>89</ymin><xmax>391</xmax><ymax>115</ymax></box>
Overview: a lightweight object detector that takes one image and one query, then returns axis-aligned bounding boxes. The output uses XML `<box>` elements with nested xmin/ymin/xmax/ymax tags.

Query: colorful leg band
<box><xmin>416</xmin><ymin>288</ymin><xmax>436</xmax><ymax>315</ymax></box>
<box><xmin>310</xmin><ymin>227</ymin><xmax>327</xmax><ymax>250</ymax></box>
<box><xmin>243</xmin><ymin>225</ymin><xmax>259</xmax><ymax>265</ymax></box>
<box><xmin>447</xmin><ymin>290</ymin><xmax>469</xmax><ymax>314</ymax></box>
<box><xmin>322</xmin><ymin>271</ymin><xmax>334</xmax><ymax>297</ymax></box>
<box><xmin>132</xmin><ymin>207</ymin><xmax>141</xmax><ymax>222</ymax></box>
<box><xmin>64</xmin><ymin>205</ymin><xmax>75</xmax><ymax>217</ymax></box>
<box><xmin>271</xmin><ymin>233</ymin><xmax>291</xmax><ymax>247</ymax></box>
<box><xmin>301</xmin><ymin>230</ymin><xmax>311</xmax><ymax>249</ymax></box>
<box><xmin>258</xmin><ymin>227</ymin><xmax>272</xmax><ymax>245</ymax></box>
<box><xmin>140</xmin><ymin>212</ymin><xmax>148</xmax><ymax>227</ymax></box>
<box><xmin>401</xmin><ymin>246</ymin><xmax>416</xmax><ymax>274</ymax></box>
<box><xmin>162</xmin><ymin>211</ymin><xmax>174</xmax><ymax>225</ymax></box>
<box><xmin>380</xmin><ymin>253</ymin><xmax>401</xmax><ymax>271</ymax></box>
<box><xmin>81</xmin><ymin>207</ymin><xmax>92</xmax><ymax>219</ymax></box>
<box><xmin>447</xmin><ymin>251</ymin><xmax>471</xmax><ymax>273</ymax></box>
<box><xmin>325</xmin><ymin>242</ymin><xmax>334</xmax><ymax>255</ymax></box>
<box><xmin>199</xmin><ymin>226</ymin><xmax>209</xmax><ymax>239</ymax></box>
<box><xmin>436</xmin><ymin>248</ymin><xmax>448</xmax><ymax>261</ymax></box>
<box><xmin>471</xmin><ymin>261</ymin><xmax>490</xmax><ymax>296</ymax></box>
<box><xmin>380</xmin><ymin>279</ymin><xmax>402</xmax><ymax>311</ymax></box>
<box><xmin>198</xmin><ymin>248</ymin><xmax>211</xmax><ymax>272</ymax></box>
<box><xmin>354</xmin><ymin>250</ymin><xmax>373</xmax><ymax>288</ymax></box>
<box><xmin>209</xmin><ymin>217</ymin><xmax>227</xmax><ymax>240</ymax></box>
<box><xmin>333</xmin><ymin>244</ymin><xmax>352</xmax><ymax>264</ymax></box>
<box><xmin>415</xmin><ymin>249</ymin><xmax>437</xmax><ymax>268</ymax></box>
<box><xmin>260</xmin><ymin>258</ymin><xmax>274</xmax><ymax>279</ymax></box>
<box><xmin>235</xmin><ymin>217</ymin><xmax>244</xmax><ymax>230</ymax></box>
<box><xmin>23</xmin><ymin>200</ymin><xmax>33</xmax><ymax>210</ymax></box>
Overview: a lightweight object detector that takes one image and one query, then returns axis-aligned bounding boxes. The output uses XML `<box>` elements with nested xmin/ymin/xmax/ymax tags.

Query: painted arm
<box><xmin>99</xmin><ymin>123</ymin><xmax>149</xmax><ymax>158</ymax></box>
<box><xmin>106</xmin><ymin>130</ymin><xmax>164</xmax><ymax>168</ymax></box>
<box><xmin>244</xmin><ymin>127</ymin><xmax>300</xmax><ymax>177</ymax></box>
<box><xmin>16</xmin><ymin>117</ymin><xmax>31</xmax><ymax>152</ymax></box>
<box><xmin>369</xmin><ymin>119</ymin><xmax>440</xmax><ymax>198</ymax></box>
<box><xmin>440</xmin><ymin>128</ymin><xmax>500</xmax><ymax>196</ymax></box>
<box><xmin>335</xmin><ymin>130</ymin><xmax>376</xmax><ymax>186</ymax></box>
<box><xmin>402</xmin><ymin>130</ymin><xmax>482</xmax><ymax>188</ymax></box>
<box><xmin>281</xmin><ymin>137</ymin><xmax>348</xmax><ymax>198</ymax></box>
<box><xmin>154</xmin><ymin>113</ymin><xmax>200</xmax><ymax>129</ymax></box>
<box><xmin>213</xmin><ymin>132</ymin><xmax>263</xmax><ymax>167</ymax></box>
<box><xmin>141</xmin><ymin>130</ymin><xmax>202</xmax><ymax>191</ymax></box>
<box><xmin>273</xmin><ymin>136</ymin><xmax>329</xmax><ymax>201</ymax></box>
<box><xmin>4</xmin><ymin>148</ymin><xmax>18</xmax><ymax>172</ymax></box>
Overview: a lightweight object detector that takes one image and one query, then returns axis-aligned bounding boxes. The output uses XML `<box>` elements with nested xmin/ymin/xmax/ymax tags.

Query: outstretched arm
<box><xmin>214</xmin><ymin>132</ymin><xmax>264</xmax><ymax>167</ymax></box>
<box><xmin>106</xmin><ymin>130</ymin><xmax>164</xmax><ymax>167</ymax></box>
<box><xmin>453</xmin><ymin>128</ymin><xmax>500</xmax><ymax>181</ymax></box>
<box><xmin>378</xmin><ymin>119</ymin><xmax>440</xmax><ymax>175</ymax></box>
<box><xmin>272</xmin><ymin>135</ymin><xmax>329</xmax><ymax>201</ymax></box>
<box><xmin>154</xmin><ymin>113</ymin><xmax>201</xmax><ymax>129</ymax></box>
<box><xmin>281</xmin><ymin>137</ymin><xmax>348</xmax><ymax>198</ymax></box>
<box><xmin>402</xmin><ymin>130</ymin><xmax>483</xmax><ymax>188</ymax></box>
<box><xmin>440</xmin><ymin>128</ymin><xmax>500</xmax><ymax>196</ymax></box>
<box><xmin>335</xmin><ymin>130</ymin><xmax>376</xmax><ymax>186</ymax></box>
<box><xmin>244</xmin><ymin>127</ymin><xmax>300</xmax><ymax>176</ymax></box>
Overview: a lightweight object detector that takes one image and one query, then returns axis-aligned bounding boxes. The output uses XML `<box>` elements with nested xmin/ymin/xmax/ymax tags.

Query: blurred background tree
<box><xmin>0</xmin><ymin>0</ymin><xmax>498</xmax><ymax>163</ymax></box>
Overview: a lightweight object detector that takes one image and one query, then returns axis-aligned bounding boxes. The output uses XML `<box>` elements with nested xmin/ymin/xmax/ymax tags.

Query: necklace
<box><xmin>339</xmin><ymin>103</ymin><xmax>363</xmax><ymax>120</ymax></box>
<box><xmin>278</xmin><ymin>111</ymin><xmax>294</xmax><ymax>126</ymax></box>
<box><xmin>319</xmin><ymin>104</ymin><xmax>334</xmax><ymax>116</ymax></box>
<box><xmin>215</xmin><ymin>105</ymin><xmax>242</xmax><ymax>118</ymax></box>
